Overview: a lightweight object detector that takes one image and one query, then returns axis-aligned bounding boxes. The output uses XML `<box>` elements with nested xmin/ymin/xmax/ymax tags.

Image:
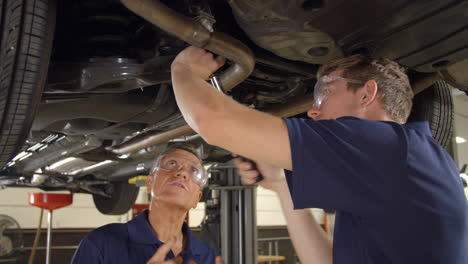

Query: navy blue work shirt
<box><xmin>285</xmin><ymin>117</ymin><xmax>468</xmax><ymax>264</ymax></box>
<box><xmin>71</xmin><ymin>210</ymin><xmax>217</xmax><ymax>264</ymax></box>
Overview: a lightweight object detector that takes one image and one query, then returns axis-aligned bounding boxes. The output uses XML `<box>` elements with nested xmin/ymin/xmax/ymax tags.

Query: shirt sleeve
<box><xmin>71</xmin><ymin>235</ymin><xmax>104</xmax><ymax>264</ymax></box>
<box><xmin>189</xmin><ymin>243</ymin><xmax>218</xmax><ymax>264</ymax></box>
<box><xmin>285</xmin><ymin>117</ymin><xmax>408</xmax><ymax>216</ymax></box>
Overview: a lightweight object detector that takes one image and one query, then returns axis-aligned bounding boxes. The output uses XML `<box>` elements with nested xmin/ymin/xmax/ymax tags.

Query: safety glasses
<box><xmin>313</xmin><ymin>75</ymin><xmax>365</xmax><ymax>109</ymax></box>
<box><xmin>152</xmin><ymin>154</ymin><xmax>207</xmax><ymax>188</ymax></box>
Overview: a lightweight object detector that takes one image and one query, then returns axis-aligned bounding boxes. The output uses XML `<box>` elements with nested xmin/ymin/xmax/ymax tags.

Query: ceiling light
<box><xmin>456</xmin><ymin>137</ymin><xmax>466</xmax><ymax>144</ymax></box>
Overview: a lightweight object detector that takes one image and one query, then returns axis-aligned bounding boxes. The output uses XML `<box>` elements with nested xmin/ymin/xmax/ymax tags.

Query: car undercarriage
<box><xmin>0</xmin><ymin>0</ymin><xmax>467</xmax><ymax>214</ymax></box>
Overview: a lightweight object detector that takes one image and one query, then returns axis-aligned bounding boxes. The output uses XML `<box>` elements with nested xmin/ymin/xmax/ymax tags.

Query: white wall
<box><xmin>188</xmin><ymin>186</ymin><xmax>324</xmax><ymax>227</ymax></box>
<box><xmin>0</xmin><ymin>186</ymin><xmax>324</xmax><ymax>229</ymax></box>
<box><xmin>0</xmin><ymin>187</ymin><xmax>131</xmax><ymax>229</ymax></box>
<box><xmin>256</xmin><ymin>187</ymin><xmax>324</xmax><ymax>226</ymax></box>
<box><xmin>453</xmin><ymin>92</ymin><xmax>468</xmax><ymax>168</ymax></box>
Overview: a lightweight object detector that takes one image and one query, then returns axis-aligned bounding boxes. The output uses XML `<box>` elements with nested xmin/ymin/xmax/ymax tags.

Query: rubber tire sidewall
<box><xmin>0</xmin><ymin>0</ymin><xmax>55</xmax><ymax>167</ymax></box>
<box><xmin>93</xmin><ymin>180</ymin><xmax>139</xmax><ymax>215</ymax></box>
<box><xmin>408</xmin><ymin>80</ymin><xmax>454</xmax><ymax>149</ymax></box>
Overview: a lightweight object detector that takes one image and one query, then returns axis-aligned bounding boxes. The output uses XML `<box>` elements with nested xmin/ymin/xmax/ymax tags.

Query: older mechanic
<box><xmin>170</xmin><ymin>46</ymin><xmax>468</xmax><ymax>264</ymax></box>
<box><xmin>72</xmin><ymin>143</ymin><xmax>220</xmax><ymax>264</ymax></box>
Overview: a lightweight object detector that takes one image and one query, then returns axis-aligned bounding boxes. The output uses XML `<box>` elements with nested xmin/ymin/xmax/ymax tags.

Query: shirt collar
<box><xmin>127</xmin><ymin>210</ymin><xmax>200</xmax><ymax>257</ymax></box>
<box><xmin>404</xmin><ymin>121</ymin><xmax>432</xmax><ymax>135</ymax></box>
<box><xmin>335</xmin><ymin>117</ymin><xmax>432</xmax><ymax>136</ymax></box>
<box><xmin>127</xmin><ymin>210</ymin><xmax>162</xmax><ymax>245</ymax></box>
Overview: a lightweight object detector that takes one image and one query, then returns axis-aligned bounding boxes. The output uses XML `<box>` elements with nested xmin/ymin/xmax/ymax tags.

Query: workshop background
<box><xmin>0</xmin><ymin>184</ymin><xmax>324</xmax><ymax>263</ymax></box>
<box><xmin>1</xmin><ymin>89</ymin><xmax>467</xmax><ymax>263</ymax></box>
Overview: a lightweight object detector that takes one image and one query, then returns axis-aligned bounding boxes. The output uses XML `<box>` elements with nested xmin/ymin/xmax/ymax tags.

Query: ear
<box><xmin>360</xmin><ymin>80</ymin><xmax>378</xmax><ymax>107</ymax></box>
<box><xmin>145</xmin><ymin>174</ymin><xmax>153</xmax><ymax>194</ymax></box>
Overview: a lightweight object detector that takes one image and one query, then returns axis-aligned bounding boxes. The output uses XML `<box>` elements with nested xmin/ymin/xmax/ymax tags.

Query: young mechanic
<box><xmin>170</xmin><ymin>46</ymin><xmax>468</xmax><ymax>264</ymax></box>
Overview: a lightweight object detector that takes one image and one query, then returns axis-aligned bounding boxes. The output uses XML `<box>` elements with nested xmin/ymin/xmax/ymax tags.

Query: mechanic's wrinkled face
<box><xmin>146</xmin><ymin>149</ymin><xmax>203</xmax><ymax>210</ymax></box>
<box><xmin>307</xmin><ymin>70</ymin><xmax>365</xmax><ymax>120</ymax></box>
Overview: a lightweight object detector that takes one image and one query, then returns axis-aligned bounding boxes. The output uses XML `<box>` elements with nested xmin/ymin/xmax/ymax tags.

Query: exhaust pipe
<box><xmin>110</xmin><ymin>95</ymin><xmax>314</xmax><ymax>155</ymax></box>
<box><xmin>110</xmin><ymin>0</ymin><xmax>310</xmax><ymax>155</ymax></box>
<box><xmin>120</xmin><ymin>0</ymin><xmax>255</xmax><ymax>92</ymax></box>
<box><xmin>110</xmin><ymin>124</ymin><xmax>194</xmax><ymax>155</ymax></box>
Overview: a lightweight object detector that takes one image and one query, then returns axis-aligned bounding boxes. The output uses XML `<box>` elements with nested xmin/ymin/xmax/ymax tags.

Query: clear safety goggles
<box><xmin>152</xmin><ymin>154</ymin><xmax>207</xmax><ymax>188</ymax></box>
<box><xmin>313</xmin><ymin>75</ymin><xmax>365</xmax><ymax>109</ymax></box>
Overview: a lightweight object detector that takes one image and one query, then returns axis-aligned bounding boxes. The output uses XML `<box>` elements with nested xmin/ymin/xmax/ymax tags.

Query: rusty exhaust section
<box><xmin>111</xmin><ymin>0</ymin><xmax>303</xmax><ymax>155</ymax></box>
<box><xmin>113</xmin><ymin>0</ymin><xmax>254</xmax><ymax>154</ymax></box>
<box><xmin>110</xmin><ymin>95</ymin><xmax>314</xmax><ymax>155</ymax></box>
<box><xmin>120</xmin><ymin>0</ymin><xmax>255</xmax><ymax>92</ymax></box>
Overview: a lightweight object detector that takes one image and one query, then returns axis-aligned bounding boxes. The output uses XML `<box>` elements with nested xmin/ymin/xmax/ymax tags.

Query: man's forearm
<box><xmin>171</xmin><ymin>63</ymin><xmax>293</xmax><ymax>170</ymax></box>
<box><xmin>276</xmin><ymin>182</ymin><xmax>333</xmax><ymax>264</ymax></box>
<box><xmin>170</xmin><ymin>64</ymin><xmax>228</xmax><ymax>133</ymax></box>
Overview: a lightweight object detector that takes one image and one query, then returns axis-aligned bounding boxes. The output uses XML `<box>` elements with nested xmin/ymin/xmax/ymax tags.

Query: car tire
<box><xmin>93</xmin><ymin>180</ymin><xmax>140</xmax><ymax>215</ymax></box>
<box><xmin>408</xmin><ymin>80</ymin><xmax>453</xmax><ymax>148</ymax></box>
<box><xmin>0</xmin><ymin>0</ymin><xmax>55</xmax><ymax>167</ymax></box>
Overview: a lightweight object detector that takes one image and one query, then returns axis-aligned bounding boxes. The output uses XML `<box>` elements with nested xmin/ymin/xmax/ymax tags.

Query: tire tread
<box><xmin>0</xmin><ymin>0</ymin><xmax>53</xmax><ymax>168</ymax></box>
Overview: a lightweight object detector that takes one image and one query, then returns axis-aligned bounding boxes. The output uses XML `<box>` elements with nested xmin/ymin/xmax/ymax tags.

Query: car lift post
<box><xmin>202</xmin><ymin>163</ymin><xmax>258</xmax><ymax>264</ymax></box>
